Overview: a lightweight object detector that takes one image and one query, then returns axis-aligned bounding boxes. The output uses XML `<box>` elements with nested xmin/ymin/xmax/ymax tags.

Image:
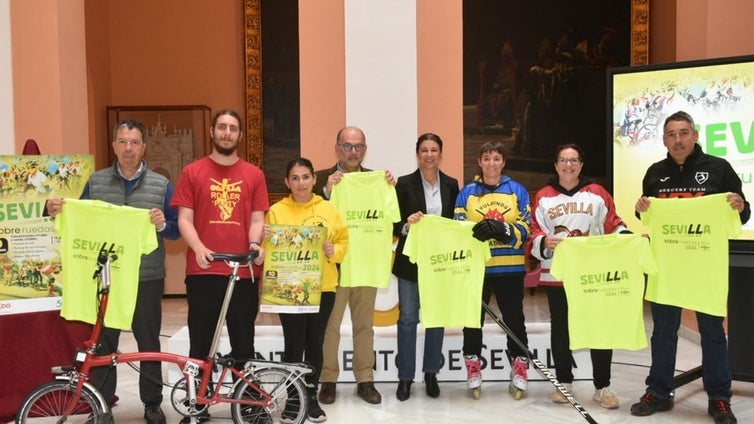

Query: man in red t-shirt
<box><xmin>171</xmin><ymin>109</ymin><xmax>268</xmax><ymax>424</ymax></box>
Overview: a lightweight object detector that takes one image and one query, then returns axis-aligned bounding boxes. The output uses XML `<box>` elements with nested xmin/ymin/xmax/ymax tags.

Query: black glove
<box><xmin>472</xmin><ymin>219</ymin><xmax>513</xmax><ymax>244</ymax></box>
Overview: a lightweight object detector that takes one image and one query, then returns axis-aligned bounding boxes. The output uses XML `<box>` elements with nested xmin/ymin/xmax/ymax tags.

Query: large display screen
<box><xmin>607</xmin><ymin>55</ymin><xmax>754</xmax><ymax>240</ymax></box>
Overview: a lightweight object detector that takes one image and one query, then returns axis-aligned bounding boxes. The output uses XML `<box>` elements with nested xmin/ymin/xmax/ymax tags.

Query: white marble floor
<box><xmin>108</xmin><ymin>292</ymin><xmax>754</xmax><ymax>423</ymax></box>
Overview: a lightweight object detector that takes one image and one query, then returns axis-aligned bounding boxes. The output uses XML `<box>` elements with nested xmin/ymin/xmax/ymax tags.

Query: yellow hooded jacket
<box><xmin>266</xmin><ymin>194</ymin><xmax>348</xmax><ymax>292</ymax></box>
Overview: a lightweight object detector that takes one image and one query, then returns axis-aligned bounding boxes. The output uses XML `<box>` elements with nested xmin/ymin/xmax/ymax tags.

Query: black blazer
<box><xmin>392</xmin><ymin>169</ymin><xmax>459</xmax><ymax>281</ymax></box>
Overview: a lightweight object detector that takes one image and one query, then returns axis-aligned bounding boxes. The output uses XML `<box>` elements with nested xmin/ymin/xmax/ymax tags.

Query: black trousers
<box><xmin>278</xmin><ymin>291</ymin><xmax>335</xmax><ymax>387</ymax></box>
<box><xmin>185</xmin><ymin>274</ymin><xmax>259</xmax><ymax>367</ymax></box>
<box><xmin>463</xmin><ymin>272</ymin><xmax>528</xmax><ymax>361</ymax></box>
<box><xmin>546</xmin><ymin>286</ymin><xmax>612</xmax><ymax>388</ymax></box>
<box><xmin>91</xmin><ymin>278</ymin><xmax>164</xmax><ymax>406</ymax></box>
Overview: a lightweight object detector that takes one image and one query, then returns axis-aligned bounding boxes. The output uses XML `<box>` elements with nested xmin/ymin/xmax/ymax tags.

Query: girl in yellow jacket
<box><xmin>264</xmin><ymin>157</ymin><xmax>348</xmax><ymax>423</ymax></box>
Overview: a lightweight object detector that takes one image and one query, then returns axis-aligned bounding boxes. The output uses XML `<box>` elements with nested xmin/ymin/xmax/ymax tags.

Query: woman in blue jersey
<box><xmin>527</xmin><ymin>143</ymin><xmax>628</xmax><ymax>409</ymax></box>
<box><xmin>454</xmin><ymin>140</ymin><xmax>531</xmax><ymax>399</ymax></box>
<box><xmin>393</xmin><ymin>133</ymin><xmax>459</xmax><ymax>401</ymax></box>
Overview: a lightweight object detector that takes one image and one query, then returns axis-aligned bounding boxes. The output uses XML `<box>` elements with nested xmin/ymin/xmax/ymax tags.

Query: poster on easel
<box><xmin>260</xmin><ymin>224</ymin><xmax>325</xmax><ymax>314</ymax></box>
<box><xmin>0</xmin><ymin>155</ymin><xmax>94</xmax><ymax>315</ymax></box>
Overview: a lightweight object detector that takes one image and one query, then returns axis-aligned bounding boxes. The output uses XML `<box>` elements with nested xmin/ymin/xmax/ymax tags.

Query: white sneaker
<box><xmin>551</xmin><ymin>383</ymin><xmax>573</xmax><ymax>404</ymax></box>
<box><xmin>594</xmin><ymin>386</ymin><xmax>620</xmax><ymax>409</ymax></box>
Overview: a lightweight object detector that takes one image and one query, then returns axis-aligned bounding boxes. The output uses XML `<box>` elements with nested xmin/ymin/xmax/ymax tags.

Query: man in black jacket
<box><xmin>631</xmin><ymin>111</ymin><xmax>749</xmax><ymax>424</ymax></box>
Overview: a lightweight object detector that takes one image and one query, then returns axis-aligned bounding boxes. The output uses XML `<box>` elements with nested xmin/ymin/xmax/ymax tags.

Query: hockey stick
<box><xmin>482</xmin><ymin>302</ymin><xmax>599</xmax><ymax>424</ymax></box>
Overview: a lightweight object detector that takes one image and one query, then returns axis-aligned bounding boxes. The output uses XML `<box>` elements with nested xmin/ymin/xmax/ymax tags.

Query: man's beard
<box><xmin>213</xmin><ymin>138</ymin><xmax>237</xmax><ymax>156</ymax></box>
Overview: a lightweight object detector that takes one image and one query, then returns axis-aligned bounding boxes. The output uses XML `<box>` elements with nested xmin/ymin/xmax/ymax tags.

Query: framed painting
<box><xmin>241</xmin><ymin>1</ymin><xmax>648</xmax><ymax>198</ymax></box>
<box><xmin>106</xmin><ymin>105</ymin><xmax>211</xmax><ymax>186</ymax></box>
<box><xmin>461</xmin><ymin>0</ymin><xmax>648</xmax><ymax>189</ymax></box>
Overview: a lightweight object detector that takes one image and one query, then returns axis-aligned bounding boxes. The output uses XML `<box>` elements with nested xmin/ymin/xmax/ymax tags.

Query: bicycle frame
<box><xmin>46</xmin><ymin>245</ymin><xmax>312</xmax><ymax>422</ymax></box>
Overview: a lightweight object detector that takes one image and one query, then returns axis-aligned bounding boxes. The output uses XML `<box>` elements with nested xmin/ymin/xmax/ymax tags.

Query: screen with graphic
<box><xmin>607</xmin><ymin>54</ymin><xmax>754</xmax><ymax>241</ymax></box>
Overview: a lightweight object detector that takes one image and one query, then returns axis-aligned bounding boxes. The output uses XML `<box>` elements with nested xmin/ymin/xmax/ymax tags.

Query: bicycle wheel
<box><xmin>16</xmin><ymin>380</ymin><xmax>110</xmax><ymax>423</ymax></box>
<box><xmin>231</xmin><ymin>367</ymin><xmax>308</xmax><ymax>424</ymax></box>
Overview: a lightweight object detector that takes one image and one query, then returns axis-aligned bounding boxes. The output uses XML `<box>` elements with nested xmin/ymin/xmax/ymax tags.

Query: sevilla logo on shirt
<box><xmin>695</xmin><ymin>171</ymin><xmax>709</xmax><ymax>185</ymax></box>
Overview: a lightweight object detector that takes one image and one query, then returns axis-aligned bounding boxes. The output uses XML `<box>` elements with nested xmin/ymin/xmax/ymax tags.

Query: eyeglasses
<box><xmin>557</xmin><ymin>158</ymin><xmax>581</xmax><ymax>165</ymax></box>
<box><xmin>337</xmin><ymin>143</ymin><xmax>366</xmax><ymax>152</ymax></box>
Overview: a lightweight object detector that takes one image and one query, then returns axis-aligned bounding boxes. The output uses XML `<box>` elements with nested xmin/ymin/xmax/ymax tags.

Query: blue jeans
<box><xmin>397</xmin><ymin>278</ymin><xmax>444</xmax><ymax>381</ymax></box>
<box><xmin>646</xmin><ymin>302</ymin><xmax>732</xmax><ymax>401</ymax></box>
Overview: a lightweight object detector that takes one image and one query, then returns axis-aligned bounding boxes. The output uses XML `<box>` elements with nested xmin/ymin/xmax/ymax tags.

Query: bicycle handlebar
<box><xmin>211</xmin><ymin>251</ymin><xmax>259</xmax><ymax>263</ymax></box>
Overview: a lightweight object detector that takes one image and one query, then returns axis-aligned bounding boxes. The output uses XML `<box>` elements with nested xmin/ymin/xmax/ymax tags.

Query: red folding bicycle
<box><xmin>15</xmin><ymin>244</ymin><xmax>312</xmax><ymax>423</ymax></box>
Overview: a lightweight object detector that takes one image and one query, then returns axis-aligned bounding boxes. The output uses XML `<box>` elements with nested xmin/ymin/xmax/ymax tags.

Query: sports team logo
<box><xmin>695</xmin><ymin>171</ymin><xmax>709</xmax><ymax>185</ymax></box>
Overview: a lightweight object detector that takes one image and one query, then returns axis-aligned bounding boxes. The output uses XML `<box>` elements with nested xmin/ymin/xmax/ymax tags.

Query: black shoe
<box><xmin>708</xmin><ymin>400</ymin><xmax>737</xmax><ymax>424</ymax></box>
<box><xmin>280</xmin><ymin>407</ymin><xmax>298</xmax><ymax>424</ymax></box>
<box><xmin>307</xmin><ymin>395</ymin><xmax>327</xmax><ymax>423</ymax></box>
<box><xmin>319</xmin><ymin>382</ymin><xmax>336</xmax><ymax>405</ymax></box>
<box><xmin>179</xmin><ymin>409</ymin><xmax>210</xmax><ymax>424</ymax></box>
<box><xmin>143</xmin><ymin>404</ymin><xmax>166</xmax><ymax>424</ymax></box>
<box><xmin>630</xmin><ymin>392</ymin><xmax>674</xmax><ymax>416</ymax></box>
<box><xmin>425</xmin><ymin>373</ymin><xmax>440</xmax><ymax>398</ymax></box>
<box><xmin>356</xmin><ymin>382</ymin><xmax>382</xmax><ymax>404</ymax></box>
<box><xmin>396</xmin><ymin>380</ymin><xmax>412</xmax><ymax>401</ymax></box>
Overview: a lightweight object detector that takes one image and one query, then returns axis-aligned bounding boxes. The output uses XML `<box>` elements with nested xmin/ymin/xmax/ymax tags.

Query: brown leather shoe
<box><xmin>357</xmin><ymin>382</ymin><xmax>382</xmax><ymax>404</ymax></box>
<box><xmin>318</xmin><ymin>382</ymin><xmax>336</xmax><ymax>405</ymax></box>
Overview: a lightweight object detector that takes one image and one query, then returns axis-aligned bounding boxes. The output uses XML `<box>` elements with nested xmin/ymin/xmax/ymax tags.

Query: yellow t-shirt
<box><xmin>643</xmin><ymin>193</ymin><xmax>741</xmax><ymax>316</ymax></box>
<box><xmin>550</xmin><ymin>234</ymin><xmax>656</xmax><ymax>350</ymax></box>
<box><xmin>55</xmin><ymin>199</ymin><xmax>157</xmax><ymax>329</ymax></box>
<box><xmin>331</xmin><ymin>171</ymin><xmax>400</xmax><ymax>288</ymax></box>
<box><xmin>404</xmin><ymin>215</ymin><xmax>490</xmax><ymax>328</ymax></box>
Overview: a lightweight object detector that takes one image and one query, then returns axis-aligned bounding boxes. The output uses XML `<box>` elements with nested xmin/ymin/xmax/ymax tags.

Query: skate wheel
<box><xmin>509</xmin><ymin>386</ymin><xmax>523</xmax><ymax>400</ymax></box>
<box><xmin>472</xmin><ymin>387</ymin><xmax>481</xmax><ymax>400</ymax></box>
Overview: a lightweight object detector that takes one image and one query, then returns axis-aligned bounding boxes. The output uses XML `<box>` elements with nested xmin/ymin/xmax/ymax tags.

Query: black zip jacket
<box><xmin>641</xmin><ymin>144</ymin><xmax>750</xmax><ymax>223</ymax></box>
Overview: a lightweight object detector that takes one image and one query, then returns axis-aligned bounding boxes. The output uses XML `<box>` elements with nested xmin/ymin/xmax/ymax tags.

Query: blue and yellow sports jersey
<box><xmin>454</xmin><ymin>175</ymin><xmax>531</xmax><ymax>274</ymax></box>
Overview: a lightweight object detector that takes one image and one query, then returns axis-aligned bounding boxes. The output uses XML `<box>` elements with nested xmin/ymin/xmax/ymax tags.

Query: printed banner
<box><xmin>0</xmin><ymin>155</ymin><xmax>94</xmax><ymax>315</ymax></box>
<box><xmin>611</xmin><ymin>60</ymin><xmax>754</xmax><ymax>236</ymax></box>
<box><xmin>260</xmin><ymin>224</ymin><xmax>325</xmax><ymax>313</ymax></box>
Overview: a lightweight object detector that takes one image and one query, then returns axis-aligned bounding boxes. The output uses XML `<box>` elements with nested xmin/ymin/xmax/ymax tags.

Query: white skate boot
<box><xmin>464</xmin><ymin>354</ymin><xmax>482</xmax><ymax>399</ymax></box>
<box><xmin>509</xmin><ymin>356</ymin><xmax>529</xmax><ymax>400</ymax></box>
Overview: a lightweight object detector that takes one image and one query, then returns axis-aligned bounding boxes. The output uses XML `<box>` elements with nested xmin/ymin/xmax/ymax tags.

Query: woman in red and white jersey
<box><xmin>528</xmin><ymin>143</ymin><xmax>628</xmax><ymax>409</ymax></box>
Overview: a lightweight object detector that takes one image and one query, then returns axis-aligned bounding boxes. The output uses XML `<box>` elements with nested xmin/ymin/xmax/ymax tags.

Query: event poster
<box><xmin>260</xmin><ymin>224</ymin><xmax>325</xmax><ymax>314</ymax></box>
<box><xmin>0</xmin><ymin>155</ymin><xmax>94</xmax><ymax>314</ymax></box>
<box><xmin>611</xmin><ymin>60</ymin><xmax>754</xmax><ymax>237</ymax></box>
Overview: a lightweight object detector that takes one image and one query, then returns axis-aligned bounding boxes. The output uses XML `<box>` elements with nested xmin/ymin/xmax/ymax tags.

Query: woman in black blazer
<box><xmin>392</xmin><ymin>133</ymin><xmax>459</xmax><ymax>401</ymax></box>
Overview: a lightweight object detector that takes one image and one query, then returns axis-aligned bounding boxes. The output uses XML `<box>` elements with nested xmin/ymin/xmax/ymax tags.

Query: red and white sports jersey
<box><xmin>528</xmin><ymin>179</ymin><xmax>628</xmax><ymax>286</ymax></box>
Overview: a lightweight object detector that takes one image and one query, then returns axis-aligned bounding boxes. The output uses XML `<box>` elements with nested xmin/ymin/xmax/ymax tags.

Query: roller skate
<box><xmin>509</xmin><ymin>356</ymin><xmax>528</xmax><ymax>400</ymax></box>
<box><xmin>464</xmin><ymin>354</ymin><xmax>482</xmax><ymax>399</ymax></box>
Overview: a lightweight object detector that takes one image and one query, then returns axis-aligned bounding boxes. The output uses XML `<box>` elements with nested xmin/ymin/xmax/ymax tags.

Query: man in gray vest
<box><xmin>46</xmin><ymin>119</ymin><xmax>179</xmax><ymax>424</ymax></box>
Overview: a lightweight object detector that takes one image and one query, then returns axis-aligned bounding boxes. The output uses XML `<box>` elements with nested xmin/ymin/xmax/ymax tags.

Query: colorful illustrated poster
<box><xmin>611</xmin><ymin>60</ymin><xmax>754</xmax><ymax>235</ymax></box>
<box><xmin>260</xmin><ymin>224</ymin><xmax>325</xmax><ymax>313</ymax></box>
<box><xmin>0</xmin><ymin>155</ymin><xmax>94</xmax><ymax>314</ymax></box>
